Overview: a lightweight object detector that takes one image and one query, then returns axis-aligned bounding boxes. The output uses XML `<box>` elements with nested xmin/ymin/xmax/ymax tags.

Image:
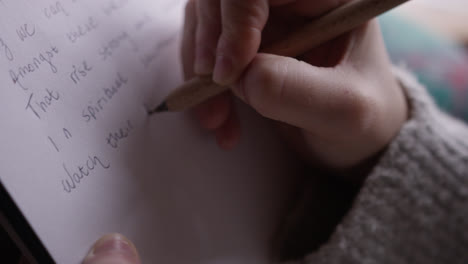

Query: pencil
<box><xmin>149</xmin><ymin>0</ymin><xmax>410</xmax><ymax>114</ymax></box>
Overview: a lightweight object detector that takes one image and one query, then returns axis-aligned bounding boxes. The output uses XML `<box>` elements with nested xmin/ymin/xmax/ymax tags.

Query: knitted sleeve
<box><xmin>282</xmin><ymin>67</ymin><xmax>468</xmax><ymax>264</ymax></box>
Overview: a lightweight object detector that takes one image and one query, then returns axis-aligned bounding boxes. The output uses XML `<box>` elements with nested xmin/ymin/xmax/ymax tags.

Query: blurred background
<box><xmin>381</xmin><ymin>0</ymin><xmax>468</xmax><ymax>122</ymax></box>
<box><xmin>1</xmin><ymin>0</ymin><xmax>467</xmax><ymax>263</ymax></box>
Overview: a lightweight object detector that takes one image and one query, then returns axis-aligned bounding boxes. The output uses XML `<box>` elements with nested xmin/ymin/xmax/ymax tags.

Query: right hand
<box><xmin>185</xmin><ymin>0</ymin><xmax>408</xmax><ymax>173</ymax></box>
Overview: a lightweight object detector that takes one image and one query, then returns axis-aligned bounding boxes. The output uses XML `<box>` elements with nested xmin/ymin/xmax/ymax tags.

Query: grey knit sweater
<box><xmin>280</xmin><ymin>67</ymin><xmax>468</xmax><ymax>264</ymax></box>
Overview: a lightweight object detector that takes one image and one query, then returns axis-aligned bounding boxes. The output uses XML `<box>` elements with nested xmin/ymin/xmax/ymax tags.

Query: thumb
<box><xmin>233</xmin><ymin>53</ymin><xmax>370</xmax><ymax>133</ymax></box>
<box><xmin>82</xmin><ymin>234</ymin><xmax>141</xmax><ymax>264</ymax></box>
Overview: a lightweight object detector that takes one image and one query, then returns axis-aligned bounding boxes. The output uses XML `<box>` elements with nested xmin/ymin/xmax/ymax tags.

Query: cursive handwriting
<box><xmin>70</xmin><ymin>60</ymin><xmax>93</xmax><ymax>84</ymax></box>
<box><xmin>66</xmin><ymin>16</ymin><xmax>99</xmax><ymax>44</ymax></box>
<box><xmin>44</xmin><ymin>1</ymin><xmax>70</xmax><ymax>19</ymax></box>
<box><xmin>9</xmin><ymin>46</ymin><xmax>59</xmax><ymax>90</ymax></box>
<box><xmin>102</xmin><ymin>0</ymin><xmax>128</xmax><ymax>16</ymax></box>
<box><xmin>82</xmin><ymin>72</ymin><xmax>128</xmax><ymax>123</ymax></box>
<box><xmin>25</xmin><ymin>88</ymin><xmax>60</xmax><ymax>120</ymax></box>
<box><xmin>0</xmin><ymin>36</ymin><xmax>14</xmax><ymax>61</ymax></box>
<box><xmin>62</xmin><ymin>155</ymin><xmax>111</xmax><ymax>194</ymax></box>
<box><xmin>98</xmin><ymin>31</ymin><xmax>137</xmax><ymax>61</ymax></box>
<box><xmin>106</xmin><ymin>120</ymin><xmax>133</xmax><ymax>149</ymax></box>
<box><xmin>16</xmin><ymin>23</ymin><xmax>36</xmax><ymax>42</ymax></box>
<box><xmin>140</xmin><ymin>34</ymin><xmax>177</xmax><ymax>68</ymax></box>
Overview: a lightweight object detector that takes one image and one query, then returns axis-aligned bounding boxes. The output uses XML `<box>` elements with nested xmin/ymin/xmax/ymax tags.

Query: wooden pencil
<box><xmin>149</xmin><ymin>0</ymin><xmax>410</xmax><ymax>114</ymax></box>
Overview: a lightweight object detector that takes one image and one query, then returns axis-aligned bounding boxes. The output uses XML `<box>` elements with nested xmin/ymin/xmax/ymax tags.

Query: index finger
<box><xmin>213</xmin><ymin>0</ymin><xmax>269</xmax><ymax>85</ymax></box>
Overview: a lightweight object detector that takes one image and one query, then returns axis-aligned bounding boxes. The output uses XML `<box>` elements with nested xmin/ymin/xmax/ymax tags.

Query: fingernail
<box><xmin>195</xmin><ymin>46</ymin><xmax>215</xmax><ymax>75</ymax></box>
<box><xmin>213</xmin><ymin>54</ymin><xmax>233</xmax><ymax>85</ymax></box>
<box><xmin>84</xmin><ymin>234</ymin><xmax>139</xmax><ymax>263</ymax></box>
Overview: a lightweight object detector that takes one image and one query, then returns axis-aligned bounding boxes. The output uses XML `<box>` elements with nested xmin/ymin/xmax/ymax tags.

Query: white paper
<box><xmin>0</xmin><ymin>0</ymin><xmax>298</xmax><ymax>263</ymax></box>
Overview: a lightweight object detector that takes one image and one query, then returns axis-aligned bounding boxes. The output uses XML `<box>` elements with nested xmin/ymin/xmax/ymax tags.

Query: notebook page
<box><xmin>0</xmin><ymin>0</ymin><xmax>298</xmax><ymax>263</ymax></box>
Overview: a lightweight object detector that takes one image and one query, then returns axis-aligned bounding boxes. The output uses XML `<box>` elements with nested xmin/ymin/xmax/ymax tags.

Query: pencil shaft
<box><xmin>165</xmin><ymin>75</ymin><xmax>228</xmax><ymax>111</ymax></box>
<box><xmin>152</xmin><ymin>0</ymin><xmax>410</xmax><ymax>113</ymax></box>
<box><xmin>263</xmin><ymin>0</ymin><xmax>409</xmax><ymax>56</ymax></box>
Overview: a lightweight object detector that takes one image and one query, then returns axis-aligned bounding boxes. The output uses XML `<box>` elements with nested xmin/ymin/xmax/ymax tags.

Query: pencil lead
<box><xmin>148</xmin><ymin>101</ymin><xmax>168</xmax><ymax>115</ymax></box>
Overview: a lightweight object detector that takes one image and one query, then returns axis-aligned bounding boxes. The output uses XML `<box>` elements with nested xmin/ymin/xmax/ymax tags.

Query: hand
<box><xmin>82</xmin><ymin>234</ymin><xmax>140</xmax><ymax>264</ymax></box>
<box><xmin>185</xmin><ymin>0</ymin><xmax>408</xmax><ymax>171</ymax></box>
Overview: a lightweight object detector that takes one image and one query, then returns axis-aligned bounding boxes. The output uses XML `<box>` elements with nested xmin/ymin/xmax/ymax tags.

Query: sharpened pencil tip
<box><xmin>148</xmin><ymin>101</ymin><xmax>169</xmax><ymax>115</ymax></box>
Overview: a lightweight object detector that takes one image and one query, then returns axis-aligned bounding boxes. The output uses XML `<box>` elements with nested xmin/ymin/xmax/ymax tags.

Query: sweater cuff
<box><xmin>301</xmin><ymin>66</ymin><xmax>468</xmax><ymax>263</ymax></box>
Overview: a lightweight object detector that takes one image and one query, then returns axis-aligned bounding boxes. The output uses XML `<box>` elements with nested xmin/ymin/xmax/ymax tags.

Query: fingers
<box><xmin>182</xmin><ymin>0</ymin><xmax>197</xmax><ymax>80</ymax></box>
<box><xmin>193</xmin><ymin>92</ymin><xmax>241</xmax><ymax>150</ymax></box>
<box><xmin>187</xmin><ymin>0</ymin><xmax>245</xmax><ymax>149</ymax></box>
<box><xmin>215</xmin><ymin>104</ymin><xmax>241</xmax><ymax>150</ymax></box>
<box><xmin>213</xmin><ymin>0</ymin><xmax>269</xmax><ymax>84</ymax></box>
<box><xmin>233</xmin><ymin>53</ymin><xmax>374</xmax><ymax>135</ymax></box>
<box><xmin>195</xmin><ymin>0</ymin><xmax>221</xmax><ymax>74</ymax></box>
<box><xmin>193</xmin><ymin>92</ymin><xmax>231</xmax><ymax>130</ymax></box>
<box><xmin>185</xmin><ymin>0</ymin><xmax>229</xmax><ymax>131</ymax></box>
<box><xmin>193</xmin><ymin>0</ymin><xmax>270</xmax><ymax>83</ymax></box>
<box><xmin>82</xmin><ymin>234</ymin><xmax>140</xmax><ymax>264</ymax></box>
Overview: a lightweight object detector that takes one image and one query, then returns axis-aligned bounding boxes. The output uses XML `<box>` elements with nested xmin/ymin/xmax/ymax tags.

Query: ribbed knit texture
<box><xmin>282</xmin><ymin>67</ymin><xmax>468</xmax><ymax>264</ymax></box>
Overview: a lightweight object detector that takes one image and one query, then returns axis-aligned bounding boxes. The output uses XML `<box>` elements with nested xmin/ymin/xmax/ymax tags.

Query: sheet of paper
<box><xmin>0</xmin><ymin>0</ymin><xmax>299</xmax><ymax>263</ymax></box>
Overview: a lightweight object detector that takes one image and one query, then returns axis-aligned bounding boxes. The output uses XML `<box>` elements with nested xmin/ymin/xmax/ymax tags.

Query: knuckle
<box><xmin>222</xmin><ymin>0</ymin><xmax>267</xmax><ymax>35</ymax></box>
<box><xmin>333</xmin><ymin>84</ymin><xmax>376</xmax><ymax>135</ymax></box>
